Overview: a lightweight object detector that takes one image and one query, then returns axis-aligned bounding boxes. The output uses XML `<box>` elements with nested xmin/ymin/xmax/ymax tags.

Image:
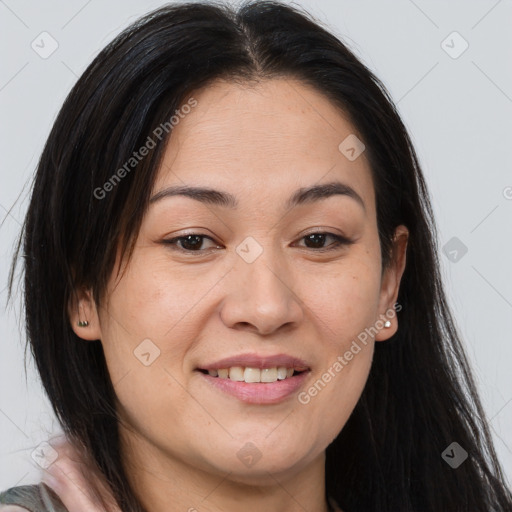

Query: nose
<box><xmin>219</xmin><ymin>244</ymin><xmax>304</xmax><ymax>336</ymax></box>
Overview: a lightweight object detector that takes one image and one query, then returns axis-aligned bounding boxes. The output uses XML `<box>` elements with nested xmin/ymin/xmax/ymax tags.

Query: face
<box><xmin>73</xmin><ymin>78</ymin><xmax>407</xmax><ymax>485</ymax></box>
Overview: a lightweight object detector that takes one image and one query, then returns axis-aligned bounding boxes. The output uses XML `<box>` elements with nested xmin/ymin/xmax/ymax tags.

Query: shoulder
<box><xmin>0</xmin><ymin>483</ymin><xmax>68</xmax><ymax>512</ymax></box>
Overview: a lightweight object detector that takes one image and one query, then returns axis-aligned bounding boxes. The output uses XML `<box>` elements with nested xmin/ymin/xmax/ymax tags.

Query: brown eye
<box><xmin>298</xmin><ymin>232</ymin><xmax>353</xmax><ymax>251</ymax></box>
<box><xmin>163</xmin><ymin>234</ymin><xmax>220</xmax><ymax>252</ymax></box>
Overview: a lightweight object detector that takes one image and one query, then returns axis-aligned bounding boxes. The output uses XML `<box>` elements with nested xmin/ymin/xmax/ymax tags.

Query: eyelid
<box><xmin>162</xmin><ymin>233</ymin><xmax>220</xmax><ymax>253</ymax></box>
<box><xmin>293</xmin><ymin>232</ymin><xmax>354</xmax><ymax>251</ymax></box>
<box><xmin>161</xmin><ymin>230</ymin><xmax>354</xmax><ymax>254</ymax></box>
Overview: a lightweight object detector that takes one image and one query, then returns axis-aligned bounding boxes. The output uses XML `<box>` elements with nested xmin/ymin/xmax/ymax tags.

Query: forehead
<box><xmin>154</xmin><ymin>78</ymin><xmax>374</xmax><ymax>213</ymax></box>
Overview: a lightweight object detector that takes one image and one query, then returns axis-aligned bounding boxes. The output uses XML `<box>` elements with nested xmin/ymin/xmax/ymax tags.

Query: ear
<box><xmin>68</xmin><ymin>287</ymin><xmax>102</xmax><ymax>341</ymax></box>
<box><xmin>375</xmin><ymin>225</ymin><xmax>409</xmax><ymax>342</ymax></box>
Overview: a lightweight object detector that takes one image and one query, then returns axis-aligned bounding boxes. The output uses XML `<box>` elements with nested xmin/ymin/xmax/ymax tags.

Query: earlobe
<box><xmin>375</xmin><ymin>225</ymin><xmax>409</xmax><ymax>342</ymax></box>
<box><xmin>68</xmin><ymin>288</ymin><xmax>102</xmax><ymax>341</ymax></box>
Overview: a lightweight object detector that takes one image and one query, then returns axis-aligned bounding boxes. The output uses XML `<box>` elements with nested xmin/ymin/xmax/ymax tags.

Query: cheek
<box><xmin>319</xmin><ymin>350</ymin><xmax>373</xmax><ymax>449</ymax></box>
<box><xmin>101</xmin><ymin>251</ymin><xmax>214</xmax><ymax>347</ymax></box>
<box><xmin>297</xmin><ymin>320</ymin><xmax>375</xmax><ymax>454</ymax></box>
<box><xmin>96</xmin><ymin>258</ymin><xmax>190</xmax><ymax>395</ymax></box>
<box><xmin>96</xmin><ymin>252</ymin><xmax>226</xmax><ymax>432</ymax></box>
<box><xmin>294</xmin><ymin>257</ymin><xmax>381</xmax><ymax>441</ymax></box>
<box><xmin>300</xmin><ymin>258</ymin><xmax>382</xmax><ymax>340</ymax></box>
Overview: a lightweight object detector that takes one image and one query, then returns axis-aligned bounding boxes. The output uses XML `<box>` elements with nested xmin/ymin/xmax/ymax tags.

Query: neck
<box><xmin>119</xmin><ymin>429</ymin><xmax>330</xmax><ymax>512</ymax></box>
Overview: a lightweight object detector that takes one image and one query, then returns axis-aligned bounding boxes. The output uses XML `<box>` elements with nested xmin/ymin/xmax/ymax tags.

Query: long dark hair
<box><xmin>8</xmin><ymin>1</ymin><xmax>512</xmax><ymax>510</ymax></box>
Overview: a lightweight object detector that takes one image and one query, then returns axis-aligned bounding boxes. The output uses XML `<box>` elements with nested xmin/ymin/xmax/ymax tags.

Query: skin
<box><xmin>66</xmin><ymin>78</ymin><xmax>408</xmax><ymax>512</ymax></box>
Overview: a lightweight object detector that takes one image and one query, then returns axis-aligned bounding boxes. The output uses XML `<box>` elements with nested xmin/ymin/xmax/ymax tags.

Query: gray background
<box><xmin>1</xmin><ymin>0</ymin><xmax>511</xmax><ymax>490</ymax></box>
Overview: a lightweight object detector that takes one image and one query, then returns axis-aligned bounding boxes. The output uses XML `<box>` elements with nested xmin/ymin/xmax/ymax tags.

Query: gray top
<box><xmin>0</xmin><ymin>483</ymin><xmax>68</xmax><ymax>512</ymax></box>
<box><xmin>0</xmin><ymin>483</ymin><xmax>343</xmax><ymax>511</ymax></box>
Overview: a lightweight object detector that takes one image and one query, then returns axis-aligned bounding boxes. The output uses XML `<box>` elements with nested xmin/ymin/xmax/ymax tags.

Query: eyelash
<box><xmin>162</xmin><ymin>232</ymin><xmax>353</xmax><ymax>254</ymax></box>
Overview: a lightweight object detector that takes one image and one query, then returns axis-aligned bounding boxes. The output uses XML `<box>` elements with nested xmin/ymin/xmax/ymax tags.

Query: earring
<box><xmin>384</xmin><ymin>320</ymin><xmax>391</xmax><ymax>328</ymax></box>
<box><xmin>77</xmin><ymin>302</ymin><xmax>89</xmax><ymax>327</ymax></box>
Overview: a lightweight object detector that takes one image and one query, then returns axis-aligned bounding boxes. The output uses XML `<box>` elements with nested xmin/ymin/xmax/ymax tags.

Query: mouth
<box><xmin>195</xmin><ymin>354</ymin><xmax>311</xmax><ymax>404</ymax></box>
<box><xmin>197</xmin><ymin>366</ymin><xmax>308</xmax><ymax>383</ymax></box>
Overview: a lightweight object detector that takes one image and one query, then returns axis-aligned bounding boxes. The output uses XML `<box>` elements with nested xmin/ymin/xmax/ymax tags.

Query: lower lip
<box><xmin>198</xmin><ymin>371</ymin><xmax>310</xmax><ymax>404</ymax></box>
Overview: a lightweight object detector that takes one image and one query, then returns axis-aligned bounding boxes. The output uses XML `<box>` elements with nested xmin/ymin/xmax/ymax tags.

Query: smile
<box><xmin>200</xmin><ymin>366</ymin><xmax>306</xmax><ymax>383</ymax></box>
<box><xmin>196</xmin><ymin>353</ymin><xmax>311</xmax><ymax>404</ymax></box>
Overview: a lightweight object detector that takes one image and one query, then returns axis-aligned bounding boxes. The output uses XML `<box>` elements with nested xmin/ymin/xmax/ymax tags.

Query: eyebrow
<box><xmin>149</xmin><ymin>181</ymin><xmax>366</xmax><ymax>212</ymax></box>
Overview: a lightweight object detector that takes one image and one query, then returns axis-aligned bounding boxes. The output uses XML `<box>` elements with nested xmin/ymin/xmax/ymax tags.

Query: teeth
<box><xmin>277</xmin><ymin>366</ymin><xmax>288</xmax><ymax>380</ymax></box>
<box><xmin>206</xmin><ymin>366</ymin><xmax>302</xmax><ymax>383</ymax></box>
<box><xmin>244</xmin><ymin>367</ymin><xmax>260</xmax><ymax>383</ymax></box>
<box><xmin>261</xmin><ymin>368</ymin><xmax>277</xmax><ymax>382</ymax></box>
<box><xmin>229</xmin><ymin>366</ymin><xmax>244</xmax><ymax>381</ymax></box>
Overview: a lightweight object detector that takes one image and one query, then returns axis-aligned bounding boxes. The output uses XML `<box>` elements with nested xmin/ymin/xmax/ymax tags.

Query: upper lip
<box><xmin>197</xmin><ymin>353</ymin><xmax>311</xmax><ymax>371</ymax></box>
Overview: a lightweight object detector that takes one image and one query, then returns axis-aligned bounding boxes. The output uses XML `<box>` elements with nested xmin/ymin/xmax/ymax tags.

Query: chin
<box><xmin>197</xmin><ymin>437</ymin><xmax>317</xmax><ymax>482</ymax></box>
<box><xmin>212</xmin><ymin>457</ymin><xmax>310</xmax><ymax>486</ymax></box>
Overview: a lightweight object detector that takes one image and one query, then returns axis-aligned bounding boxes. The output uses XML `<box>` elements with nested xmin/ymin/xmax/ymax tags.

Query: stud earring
<box><xmin>77</xmin><ymin>302</ymin><xmax>89</xmax><ymax>327</ymax></box>
<box><xmin>384</xmin><ymin>320</ymin><xmax>391</xmax><ymax>328</ymax></box>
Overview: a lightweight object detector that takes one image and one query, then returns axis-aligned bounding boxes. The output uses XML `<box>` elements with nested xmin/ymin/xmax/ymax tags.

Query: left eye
<box><xmin>295</xmin><ymin>232</ymin><xmax>352</xmax><ymax>251</ymax></box>
<box><xmin>162</xmin><ymin>232</ymin><xmax>352</xmax><ymax>254</ymax></box>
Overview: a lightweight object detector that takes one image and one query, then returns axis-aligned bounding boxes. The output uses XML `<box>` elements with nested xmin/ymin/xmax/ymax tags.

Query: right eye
<box><xmin>161</xmin><ymin>234</ymin><xmax>222</xmax><ymax>253</ymax></box>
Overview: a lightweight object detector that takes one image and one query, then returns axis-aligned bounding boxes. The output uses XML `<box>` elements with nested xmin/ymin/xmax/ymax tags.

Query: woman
<box><xmin>2</xmin><ymin>1</ymin><xmax>511</xmax><ymax>511</ymax></box>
